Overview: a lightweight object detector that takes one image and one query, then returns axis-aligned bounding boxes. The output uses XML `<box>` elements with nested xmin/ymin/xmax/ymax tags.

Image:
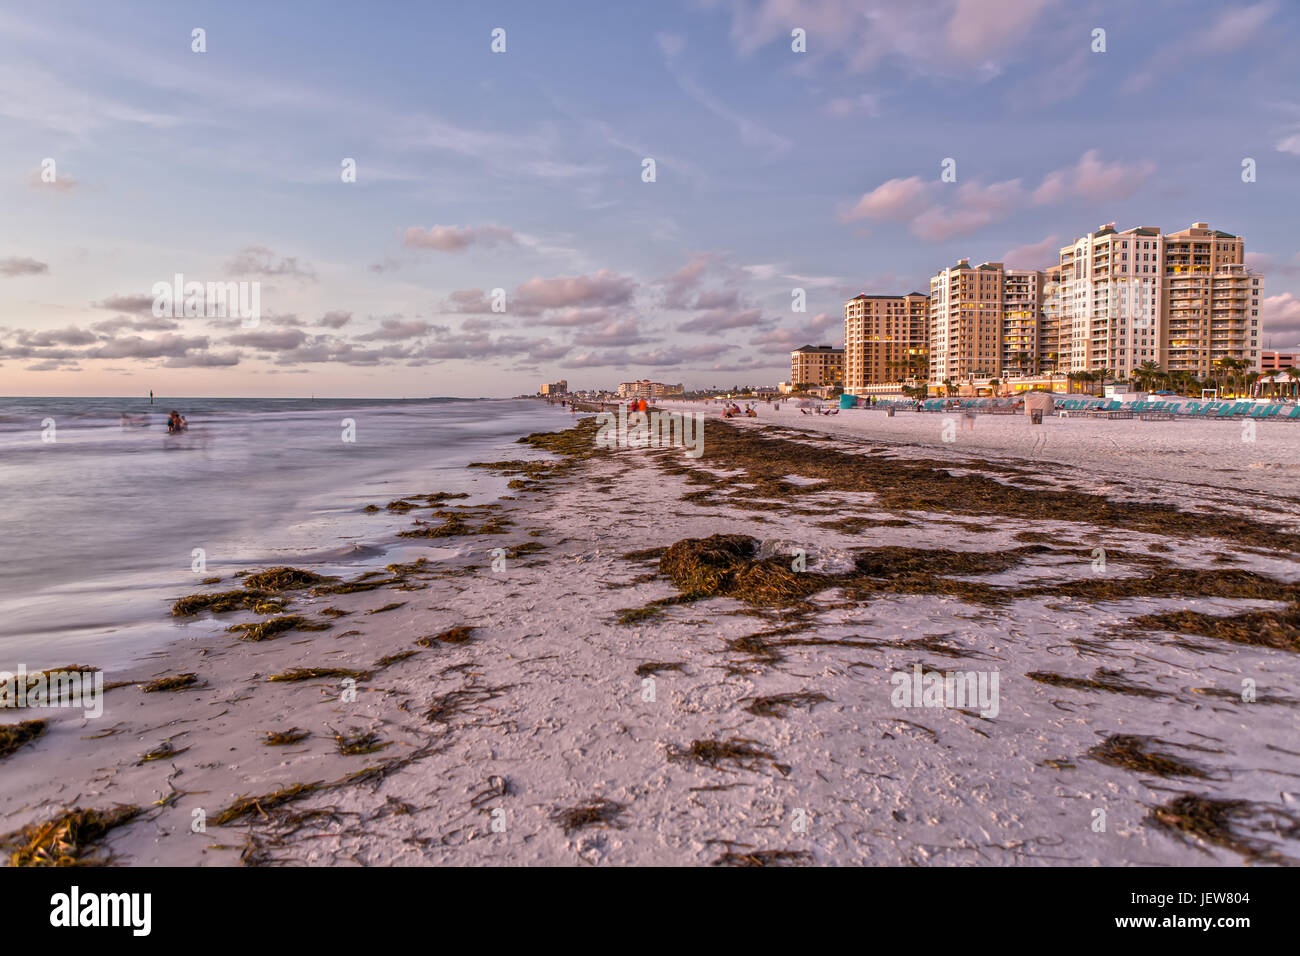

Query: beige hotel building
<box><xmin>790</xmin><ymin>344</ymin><xmax>845</xmax><ymax>388</ymax></box>
<box><xmin>843</xmin><ymin>292</ymin><xmax>930</xmax><ymax>394</ymax></box>
<box><xmin>925</xmin><ymin>222</ymin><xmax>1262</xmax><ymax>387</ymax></box>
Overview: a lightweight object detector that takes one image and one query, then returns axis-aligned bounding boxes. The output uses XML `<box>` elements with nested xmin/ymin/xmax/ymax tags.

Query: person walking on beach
<box><xmin>962</xmin><ymin>405</ymin><xmax>976</xmax><ymax>432</ymax></box>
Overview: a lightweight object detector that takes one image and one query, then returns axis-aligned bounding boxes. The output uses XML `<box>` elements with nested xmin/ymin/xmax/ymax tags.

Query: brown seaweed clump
<box><xmin>0</xmin><ymin>720</ymin><xmax>46</xmax><ymax>760</ymax></box>
<box><xmin>416</xmin><ymin>625</ymin><xmax>475</xmax><ymax>647</ymax></box>
<box><xmin>550</xmin><ymin>799</ymin><xmax>626</xmax><ymax>835</ymax></box>
<box><xmin>1149</xmin><ymin>793</ymin><xmax>1299</xmax><ymax>864</ymax></box>
<box><xmin>241</xmin><ymin>567</ymin><xmax>336</xmax><ymax>591</ymax></box>
<box><xmin>213</xmin><ymin>783</ymin><xmax>322</xmax><ymax>826</ymax></box>
<box><xmin>744</xmin><ymin>691</ymin><xmax>830</xmax><ymax>718</ymax></box>
<box><xmin>267</xmin><ymin>667</ymin><xmax>369</xmax><ymax>683</ymax></box>
<box><xmin>712</xmin><ymin>847</ymin><xmax>813</xmax><ymax>867</ymax></box>
<box><xmin>227</xmin><ymin>615</ymin><xmax>331</xmax><ymax>642</ymax></box>
<box><xmin>667</xmin><ymin>737</ymin><xmax>776</xmax><ymax>772</ymax></box>
<box><xmin>2</xmin><ymin>805</ymin><xmax>142</xmax><ymax>866</ymax></box>
<box><xmin>1087</xmin><ymin>734</ymin><xmax>1209</xmax><ymax>779</ymax></box>
<box><xmin>1127</xmin><ymin>606</ymin><xmax>1300</xmax><ymax>653</ymax></box>
<box><xmin>399</xmin><ymin>514</ymin><xmax>473</xmax><ymax>538</ymax></box>
<box><xmin>660</xmin><ymin>534</ymin><xmax>826</xmax><ymax>605</ymax></box>
<box><xmin>171</xmin><ymin>589</ymin><xmax>286</xmax><ymax>617</ymax></box>
<box><xmin>333</xmin><ymin>729</ymin><xmax>391</xmax><ymax>757</ymax></box>
<box><xmin>140</xmin><ymin>673</ymin><xmax>201</xmax><ymax>693</ymax></box>
<box><xmin>263</xmin><ymin>728</ymin><xmax>310</xmax><ymax>746</ymax></box>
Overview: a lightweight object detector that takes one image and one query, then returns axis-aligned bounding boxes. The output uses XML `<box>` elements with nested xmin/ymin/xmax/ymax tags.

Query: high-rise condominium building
<box><xmin>926</xmin><ymin>223</ymin><xmax>1263</xmax><ymax>387</ymax></box>
<box><xmin>1057</xmin><ymin>222</ymin><xmax>1261</xmax><ymax>377</ymax></box>
<box><xmin>843</xmin><ymin>292</ymin><xmax>930</xmax><ymax>393</ymax></box>
<box><xmin>790</xmin><ymin>344</ymin><xmax>845</xmax><ymax>388</ymax></box>
<box><xmin>1162</xmin><ymin>223</ymin><xmax>1260</xmax><ymax>376</ymax></box>
<box><xmin>928</xmin><ymin>259</ymin><xmax>1005</xmax><ymax>384</ymax></box>
<box><xmin>1001</xmin><ymin>270</ymin><xmax>1045</xmax><ymax>376</ymax></box>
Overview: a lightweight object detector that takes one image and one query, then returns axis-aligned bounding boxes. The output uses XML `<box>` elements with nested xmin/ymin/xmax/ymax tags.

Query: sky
<box><xmin>3</xmin><ymin>0</ymin><xmax>1300</xmax><ymax>398</ymax></box>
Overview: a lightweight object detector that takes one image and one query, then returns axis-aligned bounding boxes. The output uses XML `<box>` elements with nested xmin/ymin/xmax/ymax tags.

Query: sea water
<box><xmin>0</xmin><ymin>397</ymin><xmax>570</xmax><ymax>669</ymax></box>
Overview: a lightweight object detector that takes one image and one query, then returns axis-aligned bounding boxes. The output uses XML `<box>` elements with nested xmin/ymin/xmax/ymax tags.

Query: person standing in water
<box><xmin>149</xmin><ymin>390</ymin><xmax>154</xmax><ymax>405</ymax></box>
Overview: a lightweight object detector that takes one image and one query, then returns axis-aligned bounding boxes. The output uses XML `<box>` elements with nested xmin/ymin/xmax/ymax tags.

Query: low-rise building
<box><xmin>790</xmin><ymin>344</ymin><xmax>845</xmax><ymax>388</ymax></box>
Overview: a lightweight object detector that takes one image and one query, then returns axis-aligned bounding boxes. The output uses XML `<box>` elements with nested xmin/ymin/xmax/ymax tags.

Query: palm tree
<box><xmin>1136</xmin><ymin>360</ymin><xmax>1161</xmax><ymax>392</ymax></box>
<box><xmin>1285</xmin><ymin>366</ymin><xmax>1300</xmax><ymax>401</ymax></box>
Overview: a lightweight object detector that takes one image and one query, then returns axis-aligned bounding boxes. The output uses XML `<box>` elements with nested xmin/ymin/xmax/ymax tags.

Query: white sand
<box><xmin>2</xmin><ymin>408</ymin><xmax>1298</xmax><ymax>866</ymax></box>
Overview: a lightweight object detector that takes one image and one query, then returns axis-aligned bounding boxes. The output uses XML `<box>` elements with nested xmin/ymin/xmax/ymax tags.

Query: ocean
<box><xmin>0</xmin><ymin>397</ymin><xmax>571</xmax><ymax>670</ymax></box>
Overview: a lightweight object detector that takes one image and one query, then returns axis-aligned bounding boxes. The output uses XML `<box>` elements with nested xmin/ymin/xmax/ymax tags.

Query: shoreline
<box><xmin>2</xmin><ymin>409</ymin><xmax>1298</xmax><ymax>866</ymax></box>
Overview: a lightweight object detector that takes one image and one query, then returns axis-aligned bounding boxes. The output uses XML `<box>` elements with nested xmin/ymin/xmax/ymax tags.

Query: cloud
<box><xmin>823</xmin><ymin>93</ymin><xmax>883</xmax><ymax>118</ymax></box>
<box><xmin>1263</xmin><ymin>293</ymin><xmax>1300</xmax><ymax>346</ymax></box>
<box><xmin>319</xmin><ymin>310</ymin><xmax>353</xmax><ymax>328</ymax></box>
<box><xmin>224</xmin><ymin>328</ymin><xmax>309</xmax><ymax>350</ymax></box>
<box><xmin>678</xmin><ymin>308</ymin><xmax>767</xmax><ymax>334</ymax></box>
<box><xmin>1002</xmin><ymin>235</ymin><xmax>1061</xmax><ymax>270</ymax></box>
<box><xmin>401</xmin><ymin>224</ymin><xmax>517</xmax><ymax>253</ymax></box>
<box><xmin>1277</xmin><ymin>133</ymin><xmax>1300</xmax><ymax>156</ymax></box>
<box><xmin>0</xmin><ymin>256</ymin><xmax>49</xmax><ymax>277</ymax></box>
<box><xmin>27</xmin><ymin>170</ymin><xmax>77</xmax><ymax>191</ymax></box>
<box><xmin>572</xmin><ymin>318</ymin><xmax>650</xmax><ymax>348</ymax></box>
<box><xmin>1031</xmin><ymin>150</ymin><xmax>1154</xmax><ymax>206</ymax></box>
<box><xmin>225</xmin><ymin>245</ymin><xmax>316</xmax><ymax>279</ymax></box>
<box><xmin>712</xmin><ymin>0</ymin><xmax>1056</xmax><ymax>75</ymax></box>
<box><xmin>93</xmin><ymin>293</ymin><xmax>156</xmax><ymax>314</ymax></box>
<box><xmin>843</xmin><ymin>152</ymin><xmax>1154</xmax><ymax>241</ymax></box>
<box><xmin>14</xmin><ymin>325</ymin><xmax>97</xmax><ymax>347</ymax></box>
<box><xmin>1125</xmin><ymin>2</ymin><xmax>1277</xmax><ymax>91</ymax></box>
<box><xmin>842</xmin><ymin>176</ymin><xmax>930</xmax><ymax>222</ymax></box>
<box><xmin>356</xmin><ymin>318</ymin><xmax>434</xmax><ymax>342</ymax></box>
<box><xmin>162</xmin><ymin>351</ymin><xmax>242</xmax><ymax>368</ymax></box>
<box><xmin>514</xmin><ymin>270</ymin><xmax>637</xmax><ymax>313</ymax></box>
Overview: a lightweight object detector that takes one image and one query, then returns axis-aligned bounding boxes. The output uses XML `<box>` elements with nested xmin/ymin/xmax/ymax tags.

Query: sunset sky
<box><xmin>3</xmin><ymin>0</ymin><xmax>1300</xmax><ymax>397</ymax></box>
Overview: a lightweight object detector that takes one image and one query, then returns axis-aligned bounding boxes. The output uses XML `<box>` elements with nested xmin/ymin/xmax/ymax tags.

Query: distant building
<box><xmin>843</xmin><ymin>293</ymin><xmax>929</xmax><ymax>394</ymax></box>
<box><xmin>617</xmin><ymin>380</ymin><xmax>682</xmax><ymax>400</ymax></box>
<box><xmin>1261</xmin><ymin>350</ymin><xmax>1297</xmax><ymax>372</ymax></box>
<box><xmin>539</xmin><ymin>380</ymin><xmax>568</xmax><ymax>396</ymax></box>
<box><xmin>790</xmin><ymin>345</ymin><xmax>844</xmax><ymax>388</ymax></box>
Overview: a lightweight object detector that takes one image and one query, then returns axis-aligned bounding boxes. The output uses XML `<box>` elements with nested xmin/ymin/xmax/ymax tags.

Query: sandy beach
<box><xmin>2</xmin><ymin>402</ymin><xmax>1297</xmax><ymax>866</ymax></box>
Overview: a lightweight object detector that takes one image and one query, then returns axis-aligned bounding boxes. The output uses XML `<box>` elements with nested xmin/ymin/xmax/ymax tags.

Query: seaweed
<box><xmin>213</xmin><ymin>783</ymin><xmax>322</xmax><ymax>826</ymax></box>
<box><xmin>266</xmin><ymin>667</ymin><xmax>370</xmax><ymax>683</ymax></box>
<box><xmin>375</xmin><ymin>650</ymin><xmax>417</xmax><ymax>668</ymax></box>
<box><xmin>667</xmin><ymin>737</ymin><xmax>776</xmax><ymax>772</ymax></box>
<box><xmin>399</xmin><ymin>514</ymin><xmax>473</xmax><ymax>538</ymax></box>
<box><xmin>1027</xmin><ymin>668</ymin><xmax>1164</xmax><ymax>699</ymax></box>
<box><xmin>743</xmin><ymin>691</ymin><xmax>830</xmax><ymax>718</ymax></box>
<box><xmin>138</xmin><ymin>739</ymin><xmax>190</xmax><ymax>764</ymax></box>
<box><xmin>1087</xmin><ymin>734</ymin><xmax>1209</xmax><ymax>779</ymax></box>
<box><xmin>1126</xmin><ymin>606</ymin><xmax>1300</xmax><ymax>653</ymax></box>
<box><xmin>0</xmin><ymin>720</ymin><xmax>46</xmax><ymax>760</ymax></box>
<box><xmin>333</xmin><ymin>729</ymin><xmax>391</xmax><ymax>757</ymax></box>
<box><xmin>263</xmin><ymin>728</ymin><xmax>310</xmax><ymax>746</ymax></box>
<box><xmin>712</xmin><ymin>847</ymin><xmax>813</xmax><ymax>867</ymax></box>
<box><xmin>635</xmin><ymin>661</ymin><xmax>684</xmax><ymax>678</ymax></box>
<box><xmin>550</xmin><ymin>799</ymin><xmax>626</xmax><ymax>835</ymax></box>
<box><xmin>367</xmin><ymin>602</ymin><xmax>407</xmax><ymax>614</ymax></box>
<box><xmin>1149</xmin><ymin>793</ymin><xmax>1300</xmax><ymax>864</ymax></box>
<box><xmin>416</xmin><ymin>625</ymin><xmax>475</xmax><ymax>647</ymax></box>
<box><xmin>227</xmin><ymin>614</ymin><xmax>331</xmax><ymax>642</ymax></box>
<box><xmin>2</xmin><ymin>805</ymin><xmax>142</xmax><ymax>866</ymax></box>
<box><xmin>172</xmin><ymin>590</ymin><xmax>287</xmax><ymax>617</ymax></box>
<box><xmin>140</xmin><ymin>673</ymin><xmax>200</xmax><ymax>693</ymax></box>
<box><xmin>241</xmin><ymin>567</ymin><xmax>336</xmax><ymax>591</ymax></box>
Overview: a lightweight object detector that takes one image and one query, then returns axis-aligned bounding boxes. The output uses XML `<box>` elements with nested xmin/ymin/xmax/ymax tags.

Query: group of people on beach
<box><xmin>119</xmin><ymin>409</ymin><xmax>187</xmax><ymax>432</ymax></box>
<box><xmin>721</xmin><ymin>402</ymin><xmax>757</xmax><ymax>419</ymax></box>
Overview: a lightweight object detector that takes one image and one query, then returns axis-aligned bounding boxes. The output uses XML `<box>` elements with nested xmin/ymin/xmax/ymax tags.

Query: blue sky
<box><xmin>3</xmin><ymin>0</ymin><xmax>1300</xmax><ymax>397</ymax></box>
